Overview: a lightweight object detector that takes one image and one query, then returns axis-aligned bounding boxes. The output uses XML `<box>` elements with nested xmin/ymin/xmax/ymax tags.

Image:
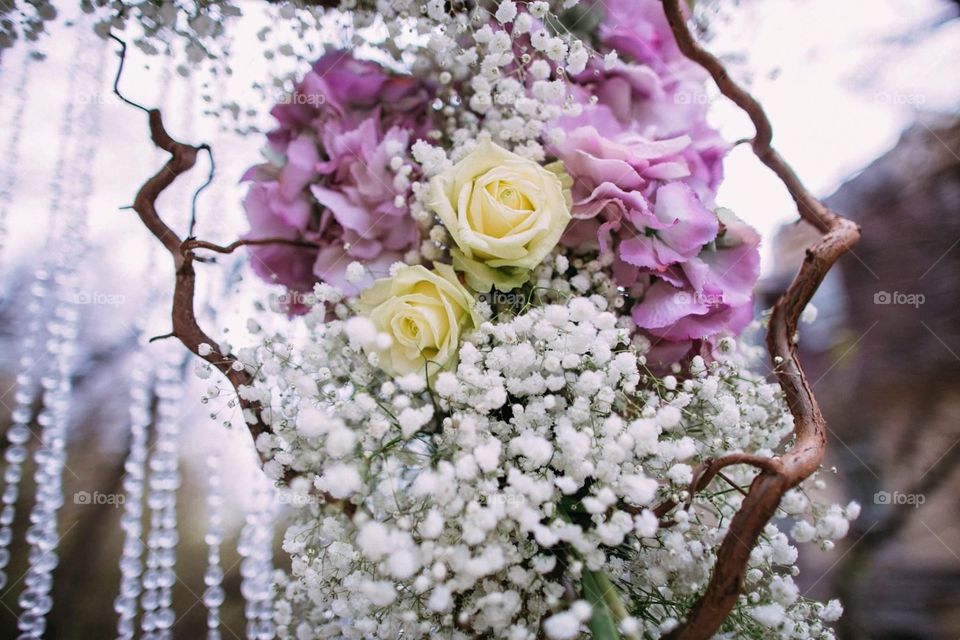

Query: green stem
<box><xmin>583</xmin><ymin>569</ymin><xmax>642</xmax><ymax>640</ymax></box>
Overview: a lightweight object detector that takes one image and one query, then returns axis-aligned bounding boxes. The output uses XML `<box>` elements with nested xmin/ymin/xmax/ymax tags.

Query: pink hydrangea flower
<box><xmin>573</xmin><ymin>0</ymin><xmax>728</xmax><ymax>195</ymax></box>
<box><xmin>554</xmin><ymin>123</ymin><xmax>718</xmax><ymax>275</ymax></box>
<box><xmin>631</xmin><ymin>208</ymin><xmax>760</xmax><ymax>361</ymax></box>
<box><xmin>242</xmin><ymin>51</ymin><xmax>431</xmax><ymax>303</ymax></box>
<box><xmin>554</xmin><ymin>0</ymin><xmax>760</xmax><ymax>361</ymax></box>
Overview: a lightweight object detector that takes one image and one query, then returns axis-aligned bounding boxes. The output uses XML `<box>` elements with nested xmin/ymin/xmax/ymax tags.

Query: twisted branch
<box><xmin>660</xmin><ymin>2</ymin><xmax>861</xmax><ymax>637</ymax></box>
<box><xmin>132</xmin><ymin>111</ymin><xmax>276</xmax><ymax>437</ymax></box>
<box><xmin>111</xmin><ymin>37</ymin><xmax>357</xmax><ymax>514</ymax></box>
<box><xmin>111</xmin><ymin>33</ymin><xmax>269</xmax><ymax>450</ymax></box>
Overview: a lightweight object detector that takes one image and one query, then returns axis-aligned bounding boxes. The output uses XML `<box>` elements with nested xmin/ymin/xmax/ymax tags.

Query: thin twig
<box><xmin>188</xmin><ymin>143</ymin><xmax>215</xmax><ymax>238</ymax></box>
<box><xmin>638</xmin><ymin>454</ymin><xmax>781</xmax><ymax>521</ymax></box>
<box><xmin>109</xmin><ymin>34</ymin><xmax>149</xmax><ymax>114</ymax></box>
<box><xmin>683</xmin><ymin>454</ymin><xmax>783</xmax><ymax>509</ymax></box>
<box><xmin>714</xmin><ymin>472</ymin><xmax>748</xmax><ymax>497</ymax></box>
<box><xmin>184</xmin><ymin>236</ymin><xmax>322</xmax><ymax>255</ymax></box>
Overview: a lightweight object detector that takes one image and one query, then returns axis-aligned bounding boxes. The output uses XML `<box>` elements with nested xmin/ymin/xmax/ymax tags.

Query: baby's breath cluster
<box><xmin>82</xmin><ymin>0</ymin><xmax>601</xmax><ymax>142</ymax></box>
<box><xmin>394</xmin><ymin>0</ymin><xmax>600</xmax><ymax>161</ymax></box>
<box><xmin>220</xmin><ymin>281</ymin><xmax>855</xmax><ymax>640</ymax></box>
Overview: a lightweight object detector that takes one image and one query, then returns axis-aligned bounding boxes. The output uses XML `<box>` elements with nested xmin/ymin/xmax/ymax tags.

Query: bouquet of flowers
<box><xmin>109</xmin><ymin>0</ymin><xmax>861</xmax><ymax>637</ymax></box>
<box><xmin>215</xmin><ymin>2</ymin><xmax>859</xmax><ymax>638</ymax></box>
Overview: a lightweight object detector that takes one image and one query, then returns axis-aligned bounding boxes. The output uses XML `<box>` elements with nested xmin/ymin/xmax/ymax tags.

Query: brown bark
<box><xmin>660</xmin><ymin>1</ymin><xmax>861</xmax><ymax>637</ymax></box>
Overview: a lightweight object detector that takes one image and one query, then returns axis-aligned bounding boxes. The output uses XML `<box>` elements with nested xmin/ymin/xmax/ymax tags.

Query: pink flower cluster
<box><xmin>555</xmin><ymin>0</ymin><xmax>760</xmax><ymax>363</ymax></box>
<box><xmin>241</xmin><ymin>1</ymin><xmax>761</xmax><ymax>362</ymax></box>
<box><xmin>242</xmin><ymin>51</ymin><xmax>432</xmax><ymax>301</ymax></box>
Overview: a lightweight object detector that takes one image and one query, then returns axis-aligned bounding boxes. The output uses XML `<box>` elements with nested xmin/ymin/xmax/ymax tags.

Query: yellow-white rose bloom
<box><xmin>360</xmin><ymin>264</ymin><xmax>480</xmax><ymax>377</ymax></box>
<box><xmin>429</xmin><ymin>139</ymin><xmax>572</xmax><ymax>292</ymax></box>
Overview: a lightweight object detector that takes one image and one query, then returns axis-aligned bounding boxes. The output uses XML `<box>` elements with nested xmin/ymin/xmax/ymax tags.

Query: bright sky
<box><xmin>708</xmin><ymin>0</ymin><xmax>960</xmax><ymax>267</ymax></box>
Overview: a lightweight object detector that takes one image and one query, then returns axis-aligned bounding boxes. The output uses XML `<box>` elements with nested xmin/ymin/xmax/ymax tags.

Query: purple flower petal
<box><xmin>631</xmin><ymin>281</ymin><xmax>709</xmax><ymax>330</ymax></box>
<box><xmin>683</xmin><ymin>208</ymin><xmax>761</xmax><ymax>307</ymax></box>
<box><xmin>242</xmin><ymin>51</ymin><xmax>431</xmax><ymax>300</ymax></box>
<box><xmin>278</xmin><ymin>133</ymin><xmax>320</xmax><ymax>202</ymax></box>
<box><xmin>242</xmin><ymin>184</ymin><xmax>318</xmax><ymax>294</ymax></box>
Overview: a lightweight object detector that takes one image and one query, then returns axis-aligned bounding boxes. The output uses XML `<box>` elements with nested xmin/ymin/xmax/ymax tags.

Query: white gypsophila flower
<box><xmin>237</xmin><ymin>259</ymin><xmax>853</xmax><ymax>639</ymax></box>
<box><xmin>495</xmin><ymin>0</ymin><xmax>517</xmax><ymax>24</ymax></box>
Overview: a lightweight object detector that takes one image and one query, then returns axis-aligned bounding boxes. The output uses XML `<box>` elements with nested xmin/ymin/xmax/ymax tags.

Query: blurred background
<box><xmin>0</xmin><ymin>0</ymin><xmax>958</xmax><ymax>638</ymax></box>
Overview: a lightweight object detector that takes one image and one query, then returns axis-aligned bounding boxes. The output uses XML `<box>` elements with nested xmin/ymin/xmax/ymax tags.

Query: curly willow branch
<box><xmin>660</xmin><ymin>2</ymin><xmax>861</xmax><ymax>637</ymax></box>
<box><xmin>111</xmin><ymin>36</ymin><xmax>264</xmax><ymax>440</ymax></box>
<box><xmin>109</xmin><ymin>38</ymin><xmax>358</xmax><ymax>514</ymax></box>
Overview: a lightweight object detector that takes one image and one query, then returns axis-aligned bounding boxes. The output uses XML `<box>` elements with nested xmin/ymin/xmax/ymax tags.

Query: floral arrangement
<box><xmin>240</xmin><ymin>0</ymin><xmax>758</xmax><ymax>369</ymax></box>
<box><xmin>204</xmin><ymin>1</ymin><xmax>859</xmax><ymax>638</ymax></box>
<box><xmin>70</xmin><ymin>0</ymin><xmax>864</xmax><ymax>637</ymax></box>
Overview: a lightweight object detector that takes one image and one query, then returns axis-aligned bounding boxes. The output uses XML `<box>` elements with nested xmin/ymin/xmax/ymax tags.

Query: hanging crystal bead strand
<box><xmin>114</xmin><ymin>356</ymin><xmax>154</xmax><ymax>640</ymax></box>
<box><xmin>0</xmin><ymin>52</ymin><xmax>32</xmax><ymax>269</ymax></box>
<box><xmin>203</xmin><ymin>454</ymin><xmax>225</xmax><ymax>640</ymax></box>
<box><xmin>1</xmin><ymin>41</ymin><xmax>82</xmax><ymax>596</ymax></box>
<box><xmin>15</xmin><ymin>250</ymin><xmax>83</xmax><ymax>639</ymax></box>
<box><xmin>0</xmin><ymin>269</ymin><xmax>52</xmax><ymax>591</ymax></box>
<box><xmin>16</xmin><ymin>29</ymin><xmax>105</xmax><ymax>640</ymax></box>
<box><xmin>239</xmin><ymin>487</ymin><xmax>277</xmax><ymax>640</ymax></box>
<box><xmin>140</xmin><ymin>353</ymin><xmax>183</xmax><ymax>640</ymax></box>
<box><xmin>115</xmin><ymin>52</ymin><xmax>175</xmax><ymax>636</ymax></box>
<box><xmin>254</xmin><ymin>497</ymin><xmax>277</xmax><ymax>640</ymax></box>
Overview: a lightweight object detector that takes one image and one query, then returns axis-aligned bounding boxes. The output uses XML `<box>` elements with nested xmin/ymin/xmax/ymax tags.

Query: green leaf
<box><xmin>581</xmin><ymin>570</ymin><xmax>621</xmax><ymax>640</ymax></box>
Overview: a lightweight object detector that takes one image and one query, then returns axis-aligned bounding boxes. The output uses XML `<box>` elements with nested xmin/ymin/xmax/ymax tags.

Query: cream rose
<box><xmin>359</xmin><ymin>264</ymin><xmax>480</xmax><ymax>377</ymax></box>
<box><xmin>429</xmin><ymin>139</ymin><xmax>572</xmax><ymax>292</ymax></box>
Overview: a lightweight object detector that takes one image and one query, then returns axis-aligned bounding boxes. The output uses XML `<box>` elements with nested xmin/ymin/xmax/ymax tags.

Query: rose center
<box><xmin>489</xmin><ymin>181</ymin><xmax>534</xmax><ymax>212</ymax></box>
<box><xmin>402</xmin><ymin>316</ymin><xmax>419</xmax><ymax>339</ymax></box>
